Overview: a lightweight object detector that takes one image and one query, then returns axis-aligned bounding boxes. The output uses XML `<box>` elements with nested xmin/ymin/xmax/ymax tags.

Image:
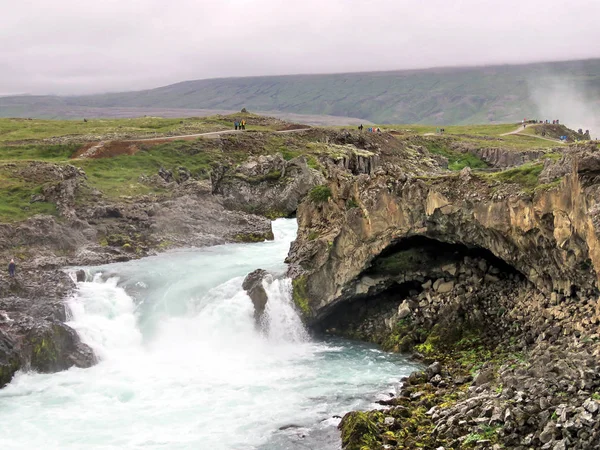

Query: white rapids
<box><xmin>0</xmin><ymin>219</ymin><xmax>420</xmax><ymax>450</ymax></box>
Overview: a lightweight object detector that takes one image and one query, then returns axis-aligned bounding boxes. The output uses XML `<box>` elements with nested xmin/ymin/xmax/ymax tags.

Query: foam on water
<box><xmin>0</xmin><ymin>219</ymin><xmax>420</xmax><ymax>450</ymax></box>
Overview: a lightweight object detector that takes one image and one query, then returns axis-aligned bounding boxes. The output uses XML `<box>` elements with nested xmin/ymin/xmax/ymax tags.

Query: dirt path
<box><xmin>500</xmin><ymin>125</ymin><xmax>565</xmax><ymax>144</ymax></box>
<box><xmin>74</xmin><ymin>127</ymin><xmax>312</xmax><ymax>159</ymax></box>
<box><xmin>136</xmin><ymin>127</ymin><xmax>311</xmax><ymax>142</ymax></box>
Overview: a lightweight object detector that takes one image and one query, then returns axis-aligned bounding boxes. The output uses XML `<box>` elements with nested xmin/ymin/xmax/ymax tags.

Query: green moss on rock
<box><xmin>339</xmin><ymin>410</ymin><xmax>384</xmax><ymax>450</ymax></box>
<box><xmin>233</xmin><ymin>231</ymin><xmax>275</xmax><ymax>243</ymax></box>
<box><xmin>0</xmin><ymin>359</ymin><xmax>21</xmax><ymax>388</ymax></box>
<box><xmin>31</xmin><ymin>336</ymin><xmax>60</xmax><ymax>371</ymax></box>
<box><xmin>292</xmin><ymin>276</ymin><xmax>312</xmax><ymax>318</ymax></box>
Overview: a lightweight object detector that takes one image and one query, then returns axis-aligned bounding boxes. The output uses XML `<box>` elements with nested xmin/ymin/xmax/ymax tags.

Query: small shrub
<box><xmin>346</xmin><ymin>197</ymin><xmax>359</xmax><ymax>209</ymax></box>
<box><xmin>309</xmin><ymin>185</ymin><xmax>332</xmax><ymax>203</ymax></box>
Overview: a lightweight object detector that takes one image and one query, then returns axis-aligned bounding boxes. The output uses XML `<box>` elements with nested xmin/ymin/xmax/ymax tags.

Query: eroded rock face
<box><xmin>213</xmin><ymin>154</ymin><xmax>325</xmax><ymax>217</ymax></box>
<box><xmin>330</xmin><ymin>245</ymin><xmax>600</xmax><ymax>449</ymax></box>
<box><xmin>450</xmin><ymin>141</ymin><xmax>549</xmax><ymax>168</ymax></box>
<box><xmin>288</xmin><ymin>148</ymin><xmax>600</xmax><ymax>322</ymax></box>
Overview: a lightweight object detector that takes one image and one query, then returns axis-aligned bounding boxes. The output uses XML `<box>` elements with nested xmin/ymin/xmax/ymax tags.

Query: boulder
<box><xmin>437</xmin><ymin>281</ymin><xmax>455</xmax><ymax>294</ymax></box>
<box><xmin>242</xmin><ymin>269</ymin><xmax>270</xmax><ymax>325</ymax></box>
<box><xmin>473</xmin><ymin>368</ymin><xmax>495</xmax><ymax>386</ymax></box>
<box><xmin>397</xmin><ymin>300</ymin><xmax>411</xmax><ymax>319</ymax></box>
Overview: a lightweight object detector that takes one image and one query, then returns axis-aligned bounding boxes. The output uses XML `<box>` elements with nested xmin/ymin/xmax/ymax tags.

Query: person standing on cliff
<box><xmin>8</xmin><ymin>259</ymin><xmax>16</xmax><ymax>277</ymax></box>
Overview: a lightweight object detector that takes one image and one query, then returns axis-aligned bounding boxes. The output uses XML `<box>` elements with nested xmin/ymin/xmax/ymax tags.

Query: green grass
<box><xmin>484</xmin><ymin>163</ymin><xmax>544</xmax><ymax>191</ymax></box>
<box><xmin>0</xmin><ymin>167</ymin><xmax>58</xmax><ymax>221</ymax></box>
<box><xmin>73</xmin><ymin>140</ymin><xmax>226</xmax><ymax>197</ymax></box>
<box><xmin>309</xmin><ymin>185</ymin><xmax>332</xmax><ymax>203</ymax></box>
<box><xmin>0</xmin><ymin>143</ymin><xmax>79</xmax><ymax>160</ymax></box>
<box><xmin>379</xmin><ymin>123</ymin><xmax>517</xmax><ymax>136</ymax></box>
<box><xmin>423</xmin><ymin>140</ymin><xmax>488</xmax><ymax>170</ymax></box>
<box><xmin>497</xmin><ymin>133</ymin><xmax>562</xmax><ymax>149</ymax></box>
<box><xmin>463</xmin><ymin>425</ymin><xmax>501</xmax><ymax>447</ymax></box>
<box><xmin>0</xmin><ymin>117</ymin><xmax>191</xmax><ymax>142</ymax></box>
<box><xmin>0</xmin><ymin>114</ymin><xmax>286</xmax><ymax>143</ymax></box>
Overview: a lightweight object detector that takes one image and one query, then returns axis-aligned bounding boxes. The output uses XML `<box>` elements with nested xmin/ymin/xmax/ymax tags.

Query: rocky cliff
<box><xmin>288</xmin><ymin>145</ymin><xmax>600</xmax><ymax>323</ymax></box>
<box><xmin>287</xmin><ymin>143</ymin><xmax>600</xmax><ymax>449</ymax></box>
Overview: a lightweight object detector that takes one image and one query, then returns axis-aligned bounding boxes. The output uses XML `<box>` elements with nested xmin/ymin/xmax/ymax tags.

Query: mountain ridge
<box><xmin>1</xmin><ymin>58</ymin><xmax>599</xmax><ymax>126</ymax></box>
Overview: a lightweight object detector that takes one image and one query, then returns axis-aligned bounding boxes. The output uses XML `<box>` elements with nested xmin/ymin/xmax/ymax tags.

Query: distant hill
<box><xmin>1</xmin><ymin>59</ymin><xmax>599</xmax><ymax>126</ymax></box>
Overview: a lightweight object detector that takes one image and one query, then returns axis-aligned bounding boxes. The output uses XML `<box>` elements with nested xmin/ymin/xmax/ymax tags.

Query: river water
<box><xmin>0</xmin><ymin>219</ymin><xmax>420</xmax><ymax>450</ymax></box>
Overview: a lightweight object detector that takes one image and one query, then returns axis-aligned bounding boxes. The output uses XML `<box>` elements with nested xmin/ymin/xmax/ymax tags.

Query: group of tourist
<box><xmin>523</xmin><ymin>118</ymin><xmax>561</xmax><ymax>125</ymax></box>
<box><xmin>358</xmin><ymin>124</ymin><xmax>381</xmax><ymax>133</ymax></box>
<box><xmin>234</xmin><ymin>120</ymin><xmax>246</xmax><ymax>130</ymax></box>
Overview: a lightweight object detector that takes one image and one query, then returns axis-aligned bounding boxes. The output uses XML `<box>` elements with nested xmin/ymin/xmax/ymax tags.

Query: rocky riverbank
<box><xmin>332</xmin><ymin>253</ymin><xmax>600</xmax><ymax>449</ymax></box>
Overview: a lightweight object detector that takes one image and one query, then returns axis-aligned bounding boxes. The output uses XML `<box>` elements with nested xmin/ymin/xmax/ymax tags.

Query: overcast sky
<box><xmin>2</xmin><ymin>0</ymin><xmax>599</xmax><ymax>95</ymax></box>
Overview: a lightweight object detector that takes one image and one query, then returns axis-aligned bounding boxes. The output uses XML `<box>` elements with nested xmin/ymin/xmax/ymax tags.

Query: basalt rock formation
<box><xmin>288</xmin><ymin>145</ymin><xmax>600</xmax><ymax>323</ymax></box>
<box><xmin>212</xmin><ymin>154</ymin><xmax>325</xmax><ymax>218</ymax></box>
<box><xmin>287</xmin><ymin>143</ymin><xmax>600</xmax><ymax>449</ymax></box>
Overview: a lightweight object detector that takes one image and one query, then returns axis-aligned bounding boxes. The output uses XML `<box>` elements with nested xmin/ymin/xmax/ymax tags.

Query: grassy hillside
<box><xmin>0</xmin><ymin>115</ymin><xmax>580</xmax><ymax>222</ymax></box>
<box><xmin>0</xmin><ymin>113</ymin><xmax>298</xmax><ymax>143</ymax></box>
<box><xmin>1</xmin><ymin>59</ymin><xmax>599</xmax><ymax>125</ymax></box>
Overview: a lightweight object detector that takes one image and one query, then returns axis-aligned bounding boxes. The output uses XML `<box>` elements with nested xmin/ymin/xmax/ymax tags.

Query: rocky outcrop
<box><xmin>288</xmin><ymin>146</ymin><xmax>600</xmax><ymax>323</ymax></box>
<box><xmin>447</xmin><ymin>139</ymin><xmax>550</xmax><ymax>168</ymax></box>
<box><xmin>0</xmin><ymin>269</ymin><xmax>96</xmax><ymax>387</ymax></box>
<box><xmin>242</xmin><ymin>269</ymin><xmax>269</xmax><ymax>325</ymax></box>
<box><xmin>471</xmin><ymin>146</ymin><xmax>547</xmax><ymax>168</ymax></box>
<box><xmin>213</xmin><ymin>154</ymin><xmax>325</xmax><ymax>217</ymax></box>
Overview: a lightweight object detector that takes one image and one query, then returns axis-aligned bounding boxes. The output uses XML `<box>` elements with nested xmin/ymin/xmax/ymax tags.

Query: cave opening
<box><xmin>315</xmin><ymin>235</ymin><xmax>524</xmax><ymax>334</ymax></box>
<box><xmin>368</xmin><ymin>235</ymin><xmax>521</xmax><ymax>278</ymax></box>
<box><xmin>315</xmin><ymin>280</ymin><xmax>424</xmax><ymax>335</ymax></box>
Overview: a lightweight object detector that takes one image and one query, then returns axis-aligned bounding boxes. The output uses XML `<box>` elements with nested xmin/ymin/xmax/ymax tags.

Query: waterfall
<box><xmin>0</xmin><ymin>219</ymin><xmax>419</xmax><ymax>450</ymax></box>
<box><xmin>261</xmin><ymin>277</ymin><xmax>309</xmax><ymax>343</ymax></box>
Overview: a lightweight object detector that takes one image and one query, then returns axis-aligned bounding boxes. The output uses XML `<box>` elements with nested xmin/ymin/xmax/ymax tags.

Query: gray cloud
<box><xmin>2</xmin><ymin>0</ymin><xmax>600</xmax><ymax>95</ymax></box>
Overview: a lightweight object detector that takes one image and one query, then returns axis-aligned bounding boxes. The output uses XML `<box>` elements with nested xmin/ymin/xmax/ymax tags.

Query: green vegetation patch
<box><xmin>463</xmin><ymin>425</ymin><xmax>501</xmax><ymax>447</ymax></box>
<box><xmin>339</xmin><ymin>410</ymin><xmax>384</xmax><ymax>450</ymax></box>
<box><xmin>0</xmin><ymin>143</ymin><xmax>79</xmax><ymax>161</ymax></box>
<box><xmin>485</xmin><ymin>163</ymin><xmax>543</xmax><ymax>191</ymax></box>
<box><xmin>309</xmin><ymin>185</ymin><xmax>332</xmax><ymax>203</ymax></box>
<box><xmin>0</xmin><ymin>117</ymin><xmax>231</xmax><ymax>143</ymax></box>
<box><xmin>292</xmin><ymin>276</ymin><xmax>312</xmax><ymax>318</ymax></box>
<box><xmin>73</xmin><ymin>140</ymin><xmax>224</xmax><ymax>197</ymax></box>
<box><xmin>0</xmin><ymin>165</ymin><xmax>58</xmax><ymax>222</ymax></box>
<box><xmin>423</xmin><ymin>140</ymin><xmax>488</xmax><ymax>171</ymax></box>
